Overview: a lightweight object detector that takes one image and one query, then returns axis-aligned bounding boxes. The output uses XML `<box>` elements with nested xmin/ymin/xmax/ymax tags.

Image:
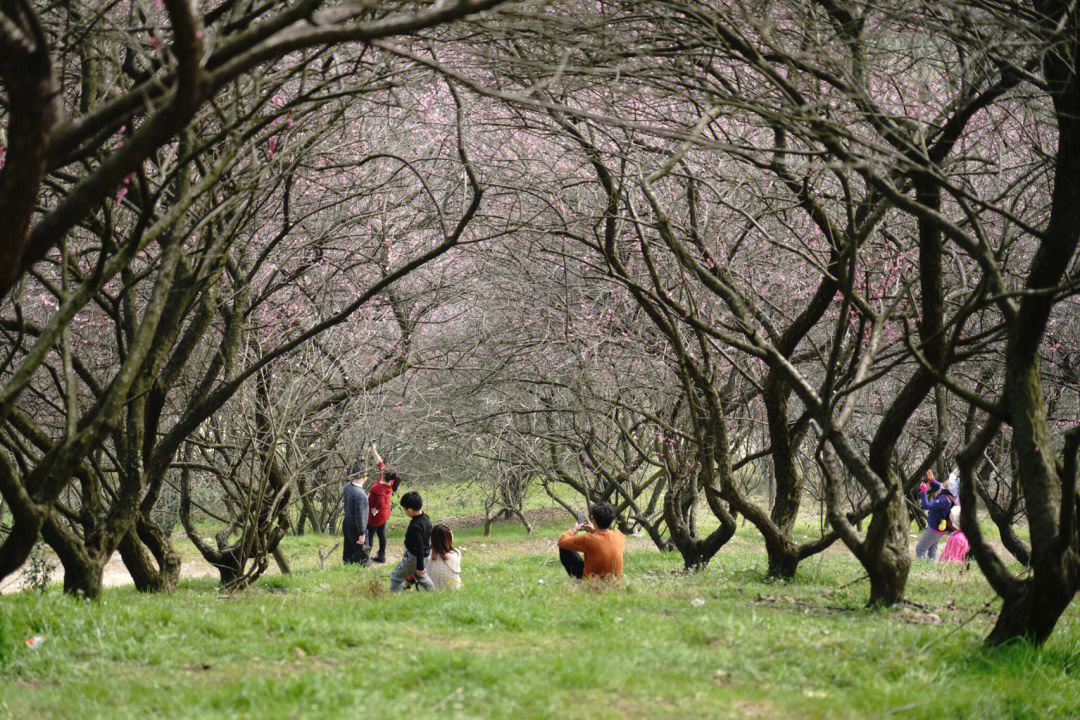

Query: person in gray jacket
<box><xmin>342</xmin><ymin>465</ymin><xmax>370</xmax><ymax>565</ymax></box>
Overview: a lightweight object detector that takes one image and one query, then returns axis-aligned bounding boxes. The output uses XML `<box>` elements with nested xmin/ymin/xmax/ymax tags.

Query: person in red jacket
<box><xmin>365</xmin><ymin>441</ymin><xmax>400</xmax><ymax>564</ymax></box>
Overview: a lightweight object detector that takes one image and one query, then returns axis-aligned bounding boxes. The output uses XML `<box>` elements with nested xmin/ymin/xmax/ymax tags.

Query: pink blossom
<box><xmin>115</xmin><ymin>172</ymin><xmax>136</xmax><ymax>203</ymax></box>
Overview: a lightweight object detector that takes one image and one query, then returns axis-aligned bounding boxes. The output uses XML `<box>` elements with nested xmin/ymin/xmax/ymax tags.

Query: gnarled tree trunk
<box><xmin>118</xmin><ymin>512</ymin><xmax>181</xmax><ymax>593</ymax></box>
<box><xmin>862</xmin><ymin>484</ymin><xmax>911</xmax><ymax>607</ymax></box>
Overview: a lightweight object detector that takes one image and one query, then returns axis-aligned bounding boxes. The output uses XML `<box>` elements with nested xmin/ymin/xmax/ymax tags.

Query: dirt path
<box><xmin>1</xmin><ymin>503</ymin><xmax>1008</xmax><ymax>594</ymax></box>
<box><xmin>0</xmin><ymin>507</ymin><xmax>562</xmax><ymax>594</ymax></box>
<box><xmin>0</xmin><ymin>552</ymin><xmax>224</xmax><ymax>595</ymax></box>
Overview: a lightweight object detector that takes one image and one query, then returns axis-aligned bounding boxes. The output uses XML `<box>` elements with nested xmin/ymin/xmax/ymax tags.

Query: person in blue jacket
<box><xmin>915</xmin><ymin>472</ymin><xmax>954</xmax><ymax>560</ymax></box>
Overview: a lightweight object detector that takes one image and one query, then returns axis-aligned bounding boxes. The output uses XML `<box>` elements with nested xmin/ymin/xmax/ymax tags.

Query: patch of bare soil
<box><xmin>0</xmin><ymin>553</ymin><xmax>221</xmax><ymax>595</ymax></box>
<box><xmin>0</xmin><ymin>508</ymin><xmax>655</xmax><ymax>594</ymax></box>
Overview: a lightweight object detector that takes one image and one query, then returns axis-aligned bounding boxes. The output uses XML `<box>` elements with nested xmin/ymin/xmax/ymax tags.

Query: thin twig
<box><xmin>432</xmin><ymin>687</ymin><xmax>464</xmax><ymax>712</ymax></box>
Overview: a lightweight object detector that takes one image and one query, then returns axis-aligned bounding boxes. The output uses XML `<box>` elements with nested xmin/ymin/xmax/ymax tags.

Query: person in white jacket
<box><xmin>426</xmin><ymin>524</ymin><xmax>463</xmax><ymax>590</ymax></box>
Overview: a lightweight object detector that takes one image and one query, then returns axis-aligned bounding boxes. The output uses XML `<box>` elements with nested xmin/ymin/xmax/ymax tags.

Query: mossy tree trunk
<box><xmin>958</xmin><ymin>7</ymin><xmax>1080</xmax><ymax>643</ymax></box>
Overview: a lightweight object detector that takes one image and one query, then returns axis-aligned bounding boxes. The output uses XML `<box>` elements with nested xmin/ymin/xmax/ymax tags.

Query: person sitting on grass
<box><xmin>557</xmin><ymin>502</ymin><xmax>625</xmax><ymax>580</ymax></box>
<box><xmin>341</xmin><ymin>466</ymin><xmax>369</xmax><ymax>566</ymax></box>
<box><xmin>427</xmin><ymin>524</ymin><xmax>463</xmax><ymax>590</ymax></box>
<box><xmin>938</xmin><ymin>504</ymin><xmax>970</xmax><ymax>565</ymax></box>
<box><xmin>390</xmin><ymin>491</ymin><xmax>435</xmax><ymax>592</ymax></box>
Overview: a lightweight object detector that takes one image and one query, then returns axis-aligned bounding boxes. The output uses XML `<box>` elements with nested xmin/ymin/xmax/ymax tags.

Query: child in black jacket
<box><xmin>389</xmin><ymin>491</ymin><xmax>435</xmax><ymax>592</ymax></box>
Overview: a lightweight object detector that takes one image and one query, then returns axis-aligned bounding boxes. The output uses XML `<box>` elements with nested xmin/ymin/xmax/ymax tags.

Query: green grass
<box><xmin>2</xmin><ymin>515</ymin><xmax>1079</xmax><ymax>720</ymax></box>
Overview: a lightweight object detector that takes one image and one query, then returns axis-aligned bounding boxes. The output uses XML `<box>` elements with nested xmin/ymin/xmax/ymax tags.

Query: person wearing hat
<box><xmin>341</xmin><ymin>463</ymin><xmax>370</xmax><ymax>565</ymax></box>
<box><xmin>915</xmin><ymin>471</ymin><xmax>954</xmax><ymax>560</ymax></box>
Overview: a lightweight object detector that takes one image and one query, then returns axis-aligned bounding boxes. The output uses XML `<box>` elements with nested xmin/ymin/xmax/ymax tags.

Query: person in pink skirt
<box><xmin>938</xmin><ymin>505</ymin><xmax>970</xmax><ymax>564</ymax></box>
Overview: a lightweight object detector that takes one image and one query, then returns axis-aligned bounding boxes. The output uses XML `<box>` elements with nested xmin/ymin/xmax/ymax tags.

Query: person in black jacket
<box><xmin>341</xmin><ymin>466</ymin><xmax>370</xmax><ymax>565</ymax></box>
<box><xmin>389</xmin><ymin>491</ymin><xmax>435</xmax><ymax>591</ymax></box>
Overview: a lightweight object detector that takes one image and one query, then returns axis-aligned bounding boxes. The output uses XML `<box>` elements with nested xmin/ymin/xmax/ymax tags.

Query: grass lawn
<box><xmin>1</xmin><ymin>517</ymin><xmax>1078</xmax><ymax>720</ymax></box>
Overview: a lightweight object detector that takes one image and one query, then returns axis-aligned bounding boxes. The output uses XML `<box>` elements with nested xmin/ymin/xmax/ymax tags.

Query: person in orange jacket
<box><xmin>557</xmin><ymin>502</ymin><xmax>625</xmax><ymax>579</ymax></box>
